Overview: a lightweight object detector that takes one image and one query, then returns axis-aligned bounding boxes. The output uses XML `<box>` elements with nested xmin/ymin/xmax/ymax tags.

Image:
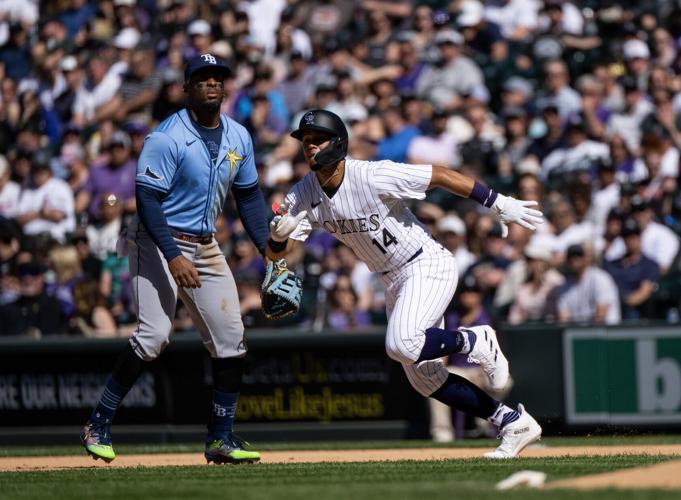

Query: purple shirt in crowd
<box><xmin>85</xmin><ymin>159</ymin><xmax>137</xmax><ymax>217</ymax></box>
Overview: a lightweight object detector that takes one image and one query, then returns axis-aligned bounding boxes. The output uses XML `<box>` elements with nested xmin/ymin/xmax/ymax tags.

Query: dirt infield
<box><xmin>2</xmin><ymin>444</ymin><xmax>681</xmax><ymax>478</ymax></box>
<box><xmin>547</xmin><ymin>458</ymin><xmax>681</xmax><ymax>490</ymax></box>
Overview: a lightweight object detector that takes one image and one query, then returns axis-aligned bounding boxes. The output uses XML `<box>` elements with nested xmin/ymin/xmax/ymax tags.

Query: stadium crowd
<box><xmin>0</xmin><ymin>0</ymin><xmax>680</xmax><ymax>337</ymax></box>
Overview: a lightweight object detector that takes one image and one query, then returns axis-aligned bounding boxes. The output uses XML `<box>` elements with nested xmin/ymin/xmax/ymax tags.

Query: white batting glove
<box><xmin>270</xmin><ymin>202</ymin><xmax>308</xmax><ymax>242</ymax></box>
<box><xmin>491</xmin><ymin>194</ymin><xmax>544</xmax><ymax>238</ymax></box>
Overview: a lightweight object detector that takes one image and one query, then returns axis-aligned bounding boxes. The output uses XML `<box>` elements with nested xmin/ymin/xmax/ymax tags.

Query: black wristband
<box><xmin>470</xmin><ymin>180</ymin><xmax>498</xmax><ymax>208</ymax></box>
<box><xmin>267</xmin><ymin>238</ymin><xmax>288</xmax><ymax>253</ymax></box>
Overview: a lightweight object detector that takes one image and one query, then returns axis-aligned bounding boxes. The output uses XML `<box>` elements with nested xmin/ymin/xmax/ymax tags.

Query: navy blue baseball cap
<box><xmin>184</xmin><ymin>53</ymin><xmax>231</xmax><ymax>81</ymax></box>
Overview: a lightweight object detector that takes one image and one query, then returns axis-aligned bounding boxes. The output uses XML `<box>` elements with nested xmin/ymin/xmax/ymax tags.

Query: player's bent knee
<box><xmin>130</xmin><ymin>330</ymin><xmax>171</xmax><ymax>361</ymax></box>
<box><xmin>385</xmin><ymin>339</ymin><xmax>419</xmax><ymax>365</ymax></box>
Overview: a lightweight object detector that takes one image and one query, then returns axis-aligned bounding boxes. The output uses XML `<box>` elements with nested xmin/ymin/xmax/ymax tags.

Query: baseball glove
<box><xmin>261</xmin><ymin>259</ymin><xmax>303</xmax><ymax>320</ymax></box>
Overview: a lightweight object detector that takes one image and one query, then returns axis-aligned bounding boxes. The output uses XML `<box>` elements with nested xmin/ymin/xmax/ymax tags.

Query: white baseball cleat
<box><xmin>465</xmin><ymin>325</ymin><xmax>509</xmax><ymax>391</ymax></box>
<box><xmin>484</xmin><ymin>404</ymin><xmax>542</xmax><ymax>459</ymax></box>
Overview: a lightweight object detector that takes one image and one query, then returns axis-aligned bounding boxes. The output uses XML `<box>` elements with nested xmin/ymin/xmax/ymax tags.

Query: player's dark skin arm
<box><xmin>137</xmin><ymin>185</ymin><xmax>201</xmax><ymax>288</ymax></box>
<box><xmin>265</xmin><ymin>239</ymin><xmax>300</xmax><ymax>261</ymax></box>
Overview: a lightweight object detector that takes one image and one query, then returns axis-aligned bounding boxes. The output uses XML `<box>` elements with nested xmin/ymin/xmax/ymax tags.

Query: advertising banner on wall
<box><xmin>563</xmin><ymin>327</ymin><xmax>681</xmax><ymax>424</ymax></box>
<box><xmin>0</xmin><ymin>331</ymin><xmax>425</xmax><ymax>433</ymax></box>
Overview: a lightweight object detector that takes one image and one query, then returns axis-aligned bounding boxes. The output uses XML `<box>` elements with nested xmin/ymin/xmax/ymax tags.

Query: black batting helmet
<box><xmin>290</xmin><ymin>109</ymin><xmax>348</xmax><ymax>168</ymax></box>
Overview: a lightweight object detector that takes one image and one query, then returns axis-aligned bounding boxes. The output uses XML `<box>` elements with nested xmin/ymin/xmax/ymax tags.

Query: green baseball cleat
<box><xmin>80</xmin><ymin>420</ymin><xmax>116</xmax><ymax>463</ymax></box>
<box><xmin>205</xmin><ymin>434</ymin><xmax>261</xmax><ymax>464</ymax></box>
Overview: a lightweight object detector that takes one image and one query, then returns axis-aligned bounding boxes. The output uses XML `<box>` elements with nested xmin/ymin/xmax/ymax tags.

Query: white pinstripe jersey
<box><xmin>286</xmin><ymin>159</ymin><xmax>435</xmax><ymax>272</ymax></box>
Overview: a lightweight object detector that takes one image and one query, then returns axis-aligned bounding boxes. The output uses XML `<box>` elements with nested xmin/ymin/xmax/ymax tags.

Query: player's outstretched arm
<box><xmin>428</xmin><ymin>165</ymin><xmax>544</xmax><ymax>237</ymax></box>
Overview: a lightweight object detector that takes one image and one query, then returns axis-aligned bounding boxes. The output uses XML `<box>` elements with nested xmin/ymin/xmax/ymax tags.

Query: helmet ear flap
<box><xmin>312</xmin><ymin>136</ymin><xmax>348</xmax><ymax>169</ymax></box>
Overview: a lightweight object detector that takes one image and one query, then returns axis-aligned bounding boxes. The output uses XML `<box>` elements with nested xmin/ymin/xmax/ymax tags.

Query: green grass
<box><xmin>3</xmin><ymin>434</ymin><xmax>681</xmax><ymax>457</ymax></box>
<box><xmin>1</xmin><ymin>456</ymin><xmax>680</xmax><ymax>500</ymax></box>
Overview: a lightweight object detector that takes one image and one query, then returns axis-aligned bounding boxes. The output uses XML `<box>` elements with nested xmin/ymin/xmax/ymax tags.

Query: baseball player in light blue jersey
<box><xmin>81</xmin><ymin>54</ymin><xmax>268</xmax><ymax>464</ymax></box>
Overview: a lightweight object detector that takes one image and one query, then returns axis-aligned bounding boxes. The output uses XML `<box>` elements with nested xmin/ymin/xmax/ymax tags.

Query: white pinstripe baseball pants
<box><xmin>382</xmin><ymin>239</ymin><xmax>459</xmax><ymax>396</ymax></box>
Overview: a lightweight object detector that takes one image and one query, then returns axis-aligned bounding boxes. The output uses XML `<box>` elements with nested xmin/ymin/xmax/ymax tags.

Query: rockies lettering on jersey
<box><xmin>285</xmin><ymin>159</ymin><xmax>434</xmax><ymax>273</ymax></box>
<box><xmin>315</xmin><ymin>214</ymin><xmax>380</xmax><ymax>234</ymax></box>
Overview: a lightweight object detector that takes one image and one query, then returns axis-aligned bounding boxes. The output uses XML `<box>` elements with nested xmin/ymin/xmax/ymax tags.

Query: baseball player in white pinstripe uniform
<box><xmin>266</xmin><ymin>109</ymin><xmax>544</xmax><ymax>458</ymax></box>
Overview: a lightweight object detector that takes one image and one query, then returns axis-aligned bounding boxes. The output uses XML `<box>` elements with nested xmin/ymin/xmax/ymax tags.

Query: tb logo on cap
<box><xmin>304</xmin><ymin>112</ymin><xmax>315</xmax><ymax>125</ymax></box>
<box><xmin>200</xmin><ymin>53</ymin><xmax>217</xmax><ymax>64</ymax></box>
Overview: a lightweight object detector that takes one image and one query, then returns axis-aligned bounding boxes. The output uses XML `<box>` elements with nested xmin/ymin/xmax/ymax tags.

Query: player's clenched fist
<box><xmin>491</xmin><ymin>194</ymin><xmax>544</xmax><ymax>238</ymax></box>
<box><xmin>270</xmin><ymin>202</ymin><xmax>308</xmax><ymax>242</ymax></box>
<box><xmin>168</xmin><ymin>255</ymin><xmax>202</xmax><ymax>288</ymax></box>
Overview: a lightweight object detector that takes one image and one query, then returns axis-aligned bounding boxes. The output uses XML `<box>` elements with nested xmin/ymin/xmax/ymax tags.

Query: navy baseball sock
<box><xmin>430</xmin><ymin>373</ymin><xmax>499</xmax><ymax>419</ymax></box>
<box><xmin>90</xmin><ymin>377</ymin><xmax>131</xmax><ymax>424</ymax></box>
<box><xmin>417</xmin><ymin>327</ymin><xmax>476</xmax><ymax>362</ymax></box>
<box><xmin>208</xmin><ymin>390</ymin><xmax>239</xmax><ymax>442</ymax></box>
<box><xmin>488</xmin><ymin>404</ymin><xmax>520</xmax><ymax>429</ymax></box>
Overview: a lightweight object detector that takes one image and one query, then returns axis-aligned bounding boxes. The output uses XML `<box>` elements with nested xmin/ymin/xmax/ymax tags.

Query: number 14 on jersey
<box><xmin>372</xmin><ymin>228</ymin><xmax>398</xmax><ymax>254</ymax></box>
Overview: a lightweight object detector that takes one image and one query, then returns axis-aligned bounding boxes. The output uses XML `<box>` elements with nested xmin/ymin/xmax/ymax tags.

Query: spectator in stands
<box><xmin>230</xmin><ymin>231</ymin><xmax>265</xmax><ymax>279</ymax></box>
<box><xmin>0</xmin><ymin>261</ymin><xmax>65</xmax><ymax>336</ymax></box>
<box><xmin>603</xmin><ymin>218</ymin><xmax>660</xmax><ymax>320</ymax></box>
<box><xmin>71</xmin><ymin>278</ymin><xmax>117</xmax><ymax>337</ymax></box>
<box><xmin>373</xmin><ymin>105</ymin><xmax>419</xmax><ymax>163</ymax></box>
<box><xmin>100</xmin><ymin>246</ymin><xmax>132</xmax><ymax>327</ymax></box>
<box><xmin>576</xmin><ymin>74</ymin><xmax>609</xmax><ymax>140</ymax></box>
<box><xmin>500</xmin><ymin>77</ymin><xmax>533</xmax><ymax>113</ymax></box>
<box><xmin>0</xmin><ymin>22</ymin><xmax>32</xmax><ymax>81</ymax></box>
<box><xmin>0</xmin><ymin>221</ymin><xmax>21</xmax><ymax>306</ymax></box>
<box><xmin>86</xmin><ymin>192</ymin><xmax>124</xmax><ymax>262</ymax></box>
<box><xmin>72</xmin><ymin>53</ymin><xmax>123</xmax><ymax>128</ymax></box>
<box><xmin>235</xmin><ymin>268</ymin><xmax>269</xmax><ymax>329</ymax></box>
<box><xmin>458</xmin><ymin>0</ymin><xmax>507</xmax><ymax>63</ymax></box>
<box><xmin>498</xmin><ymin>106</ymin><xmax>530</xmax><ymax>178</ymax></box>
<box><xmin>526</xmin><ymin>102</ymin><xmax>565</xmax><ymax>163</ymax></box>
<box><xmin>466</xmin><ymin>224</ymin><xmax>512</xmax><ymax>308</ymax></box>
<box><xmin>606</xmin><ymin>198</ymin><xmax>679</xmax><ymax>275</ymax></box>
<box><xmin>588</xmin><ymin>160</ymin><xmax>620</xmax><ymax>234</ymax></box>
<box><xmin>436</xmin><ymin>214</ymin><xmax>475</xmax><ymax>275</ymax></box>
<box><xmin>622</xmin><ymin>38</ymin><xmax>651</xmax><ymax>91</ymax></box>
<box><xmin>609</xmin><ymin>134</ymin><xmax>637</xmax><ymax>183</ymax></box>
<box><xmin>70</xmin><ymin>231</ymin><xmax>102</xmax><ymax>282</ymax></box>
<box><xmin>541</xmin><ymin>114</ymin><xmax>609</xmax><ymax>186</ymax></box>
<box><xmin>187</xmin><ymin>19</ymin><xmax>213</xmax><ymax>58</ymax></box>
<box><xmin>79</xmin><ymin>130</ymin><xmax>136</xmax><ymax>220</ymax></box>
<box><xmin>636</xmin><ymin>134</ymin><xmax>678</xmax><ymax>216</ymax></box>
<box><xmin>104</xmin><ymin>46</ymin><xmax>162</xmax><ymax>124</ymax></box>
<box><xmin>277</xmin><ymin>51</ymin><xmax>317</xmax><ymax>116</ymax></box>
<box><xmin>416</xmin><ymin>29</ymin><xmax>484</xmax><ymax>111</ymax></box>
<box><xmin>508</xmin><ymin>236</ymin><xmax>564</xmax><ymax>324</ymax></box>
<box><xmin>484</xmin><ymin>0</ymin><xmax>539</xmax><ymax>42</ymax></box>
<box><xmin>607</xmin><ymin>76</ymin><xmax>654</xmax><ymax>153</ymax></box>
<box><xmin>549</xmin><ymin>196</ymin><xmax>602</xmax><ymax>257</ymax></box>
<box><xmin>411</xmin><ymin>4</ymin><xmax>435</xmax><ymax>50</ymax></box>
<box><xmin>407</xmin><ymin>109</ymin><xmax>458</xmax><ymax>168</ymax></box>
<box><xmin>54</xmin><ymin>55</ymin><xmax>83</xmax><ymax>126</ymax></box>
<box><xmin>557</xmin><ymin>243</ymin><xmax>621</xmax><ymax>325</ymax></box>
<box><xmin>459</xmin><ymin>102</ymin><xmax>504</xmax><ymax>180</ymax></box>
<box><xmin>152</xmin><ymin>67</ymin><xmax>186</xmax><ymax>124</ymax></box>
<box><xmin>15</xmin><ymin>156</ymin><xmax>75</xmax><ymax>244</ymax></box>
<box><xmin>326</xmin><ymin>274</ymin><xmax>371</xmax><ymax>331</ymax></box>
<box><xmin>393</xmin><ymin>32</ymin><xmax>426</xmax><ymax>94</ymax></box>
<box><xmin>0</xmin><ymin>155</ymin><xmax>19</xmax><ymax>218</ymax></box>
<box><xmin>59</xmin><ymin>0</ymin><xmax>96</xmax><ymax>38</ymax></box>
<box><xmin>47</xmin><ymin>244</ymin><xmax>84</xmax><ymax>320</ymax></box>
<box><xmin>535</xmin><ymin>59</ymin><xmax>581</xmax><ymax>118</ymax></box>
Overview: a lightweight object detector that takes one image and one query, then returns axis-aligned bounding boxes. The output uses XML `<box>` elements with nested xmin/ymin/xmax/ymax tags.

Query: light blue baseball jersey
<box><xmin>136</xmin><ymin>108</ymin><xmax>258</xmax><ymax>236</ymax></box>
